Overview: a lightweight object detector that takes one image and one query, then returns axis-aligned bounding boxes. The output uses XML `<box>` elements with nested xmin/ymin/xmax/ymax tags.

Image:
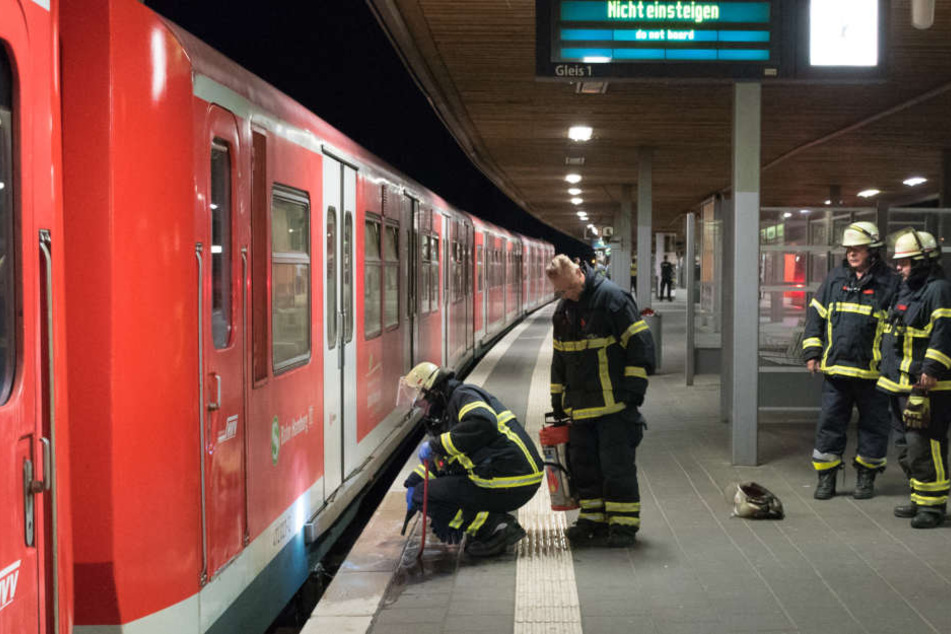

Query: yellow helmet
<box><xmin>893</xmin><ymin>229</ymin><xmax>938</xmax><ymax>260</ymax></box>
<box><xmin>841</xmin><ymin>221</ymin><xmax>882</xmax><ymax>248</ymax></box>
<box><xmin>397</xmin><ymin>361</ymin><xmax>444</xmax><ymax>409</ymax></box>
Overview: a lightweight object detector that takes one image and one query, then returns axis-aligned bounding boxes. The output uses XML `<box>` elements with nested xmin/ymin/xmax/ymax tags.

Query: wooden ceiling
<box><xmin>369</xmin><ymin>0</ymin><xmax>951</xmax><ymax>240</ymax></box>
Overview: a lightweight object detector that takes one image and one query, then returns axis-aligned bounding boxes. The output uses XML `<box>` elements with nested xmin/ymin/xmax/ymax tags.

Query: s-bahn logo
<box><xmin>0</xmin><ymin>560</ymin><xmax>20</xmax><ymax>612</ymax></box>
<box><xmin>271</xmin><ymin>416</ymin><xmax>280</xmax><ymax>465</ymax></box>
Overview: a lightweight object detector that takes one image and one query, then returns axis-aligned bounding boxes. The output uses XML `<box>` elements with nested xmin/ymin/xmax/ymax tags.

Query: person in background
<box><xmin>397</xmin><ymin>362</ymin><xmax>543</xmax><ymax>555</ymax></box>
<box><xmin>877</xmin><ymin>229</ymin><xmax>951</xmax><ymax>529</ymax></box>
<box><xmin>801</xmin><ymin>222</ymin><xmax>898</xmax><ymax>500</ymax></box>
<box><xmin>546</xmin><ymin>254</ymin><xmax>655</xmax><ymax>547</ymax></box>
<box><xmin>659</xmin><ymin>255</ymin><xmax>674</xmax><ymax>301</ymax></box>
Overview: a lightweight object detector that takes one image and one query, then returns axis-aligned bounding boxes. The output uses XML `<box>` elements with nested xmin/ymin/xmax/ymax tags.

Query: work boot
<box><xmin>852</xmin><ymin>463</ymin><xmax>880</xmax><ymax>500</ymax></box>
<box><xmin>606</xmin><ymin>524</ymin><xmax>638</xmax><ymax>548</ymax></box>
<box><xmin>894</xmin><ymin>501</ymin><xmax>918</xmax><ymax>518</ymax></box>
<box><xmin>814</xmin><ymin>466</ymin><xmax>840</xmax><ymax>500</ymax></box>
<box><xmin>911</xmin><ymin>506</ymin><xmax>946</xmax><ymax>529</ymax></box>
<box><xmin>465</xmin><ymin>518</ymin><xmax>526</xmax><ymax>557</ymax></box>
<box><xmin>564</xmin><ymin>519</ymin><xmax>608</xmax><ymax>547</ymax></box>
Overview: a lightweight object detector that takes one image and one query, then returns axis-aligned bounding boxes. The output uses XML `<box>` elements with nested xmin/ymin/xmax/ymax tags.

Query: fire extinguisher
<box><xmin>539</xmin><ymin>412</ymin><xmax>578</xmax><ymax>511</ymax></box>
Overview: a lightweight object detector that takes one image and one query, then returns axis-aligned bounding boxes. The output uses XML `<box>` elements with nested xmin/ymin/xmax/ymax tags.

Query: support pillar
<box><xmin>942</xmin><ymin>150</ymin><xmax>951</xmax><ymax>208</ymax></box>
<box><xmin>615</xmin><ymin>185</ymin><xmax>633</xmax><ymax>293</ymax></box>
<box><xmin>636</xmin><ymin>149</ymin><xmax>653</xmax><ymax>308</ymax></box>
<box><xmin>731</xmin><ymin>83</ymin><xmax>761</xmax><ymax>466</ymax></box>
<box><xmin>685</xmin><ymin>212</ymin><xmax>696</xmax><ymax>386</ymax></box>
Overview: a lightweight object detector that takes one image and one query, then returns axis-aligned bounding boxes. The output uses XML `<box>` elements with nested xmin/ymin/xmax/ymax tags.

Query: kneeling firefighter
<box><xmin>397</xmin><ymin>362</ymin><xmax>544</xmax><ymax>556</ymax></box>
<box><xmin>878</xmin><ymin>229</ymin><xmax>951</xmax><ymax>529</ymax></box>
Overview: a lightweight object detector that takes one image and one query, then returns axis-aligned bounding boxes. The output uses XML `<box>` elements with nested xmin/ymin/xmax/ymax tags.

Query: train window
<box><xmin>271</xmin><ymin>186</ymin><xmax>311</xmax><ymax>372</ymax></box>
<box><xmin>211</xmin><ymin>140</ymin><xmax>232</xmax><ymax>349</ymax></box>
<box><xmin>364</xmin><ymin>216</ymin><xmax>381</xmax><ymax>339</ymax></box>
<box><xmin>344</xmin><ymin>211</ymin><xmax>354</xmax><ymax>344</ymax></box>
<box><xmin>476</xmin><ymin>246</ymin><xmax>483</xmax><ymax>292</ymax></box>
<box><xmin>327</xmin><ymin>207</ymin><xmax>337</xmax><ymax>348</ymax></box>
<box><xmin>0</xmin><ymin>49</ymin><xmax>14</xmax><ymax>404</ymax></box>
<box><xmin>420</xmin><ymin>234</ymin><xmax>430</xmax><ymax>316</ymax></box>
<box><xmin>384</xmin><ymin>224</ymin><xmax>399</xmax><ymax>329</ymax></box>
<box><xmin>430</xmin><ymin>236</ymin><xmax>439</xmax><ymax>311</ymax></box>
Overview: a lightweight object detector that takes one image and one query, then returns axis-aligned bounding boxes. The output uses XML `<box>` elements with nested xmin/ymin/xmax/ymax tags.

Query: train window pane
<box><xmin>0</xmin><ymin>49</ymin><xmax>14</xmax><ymax>404</ymax></box>
<box><xmin>365</xmin><ymin>218</ymin><xmax>381</xmax><ymax>261</ymax></box>
<box><xmin>430</xmin><ymin>263</ymin><xmax>439</xmax><ymax>311</ymax></box>
<box><xmin>477</xmin><ymin>246</ymin><xmax>483</xmax><ymax>292</ymax></box>
<box><xmin>384</xmin><ymin>225</ymin><xmax>398</xmax><ymax>262</ymax></box>
<box><xmin>211</xmin><ymin>140</ymin><xmax>232</xmax><ymax>349</ymax></box>
<box><xmin>343</xmin><ymin>211</ymin><xmax>353</xmax><ymax>343</ymax></box>
<box><xmin>272</xmin><ymin>188</ymin><xmax>311</xmax><ymax>371</ymax></box>
<box><xmin>364</xmin><ymin>264</ymin><xmax>381</xmax><ymax>339</ymax></box>
<box><xmin>384</xmin><ymin>265</ymin><xmax>399</xmax><ymax>328</ymax></box>
<box><xmin>327</xmin><ymin>207</ymin><xmax>337</xmax><ymax>348</ymax></box>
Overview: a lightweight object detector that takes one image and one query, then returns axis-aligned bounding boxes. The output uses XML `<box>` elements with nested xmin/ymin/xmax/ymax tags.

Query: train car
<box><xmin>0</xmin><ymin>1</ymin><xmax>74</xmax><ymax>633</ymax></box>
<box><xmin>36</xmin><ymin>1</ymin><xmax>555</xmax><ymax>633</ymax></box>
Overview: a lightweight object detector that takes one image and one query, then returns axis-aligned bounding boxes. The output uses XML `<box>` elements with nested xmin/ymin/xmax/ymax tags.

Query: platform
<box><xmin>304</xmin><ymin>295</ymin><xmax>951</xmax><ymax>634</ymax></box>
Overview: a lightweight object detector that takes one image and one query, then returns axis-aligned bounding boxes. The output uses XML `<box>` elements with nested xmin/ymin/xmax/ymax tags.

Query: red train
<box><xmin>0</xmin><ymin>1</ymin><xmax>554</xmax><ymax>632</ymax></box>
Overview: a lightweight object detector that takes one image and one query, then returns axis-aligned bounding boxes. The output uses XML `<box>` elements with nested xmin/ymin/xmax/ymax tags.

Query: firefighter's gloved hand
<box><xmin>405</xmin><ymin>486</ymin><xmax>418</xmax><ymax>512</ymax></box>
<box><xmin>904</xmin><ymin>391</ymin><xmax>931</xmax><ymax>430</ymax></box>
<box><xmin>551</xmin><ymin>394</ymin><xmax>566</xmax><ymax>419</ymax></box>
<box><xmin>432</xmin><ymin>523</ymin><xmax>464</xmax><ymax>544</ymax></box>
<box><xmin>418</xmin><ymin>442</ymin><xmax>434</xmax><ymax>462</ymax></box>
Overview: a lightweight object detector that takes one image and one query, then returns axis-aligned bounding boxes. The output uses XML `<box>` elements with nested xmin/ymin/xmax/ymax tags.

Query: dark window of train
<box><xmin>211</xmin><ymin>140</ymin><xmax>232</xmax><ymax>349</ymax></box>
<box><xmin>0</xmin><ymin>49</ymin><xmax>14</xmax><ymax>404</ymax></box>
<box><xmin>384</xmin><ymin>224</ymin><xmax>399</xmax><ymax>329</ymax></box>
<box><xmin>452</xmin><ymin>241</ymin><xmax>463</xmax><ymax>304</ymax></box>
<box><xmin>430</xmin><ymin>235</ymin><xmax>439</xmax><ymax>311</ymax></box>
<box><xmin>327</xmin><ymin>207</ymin><xmax>337</xmax><ymax>348</ymax></box>
<box><xmin>251</xmin><ymin>130</ymin><xmax>268</xmax><ymax>383</ymax></box>
<box><xmin>420</xmin><ymin>235</ymin><xmax>430</xmax><ymax>315</ymax></box>
<box><xmin>476</xmin><ymin>246</ymin><xmax>483</xmax><ymax>292</ymax></box>
<box><xmin>343</xmin><ymin>211</ymin><xmax>354</xmax><ymax>344</ymax></box>
<box><xmin>271</xmin><ymin>186</ymin><xmax>311</xmax><ymax>372</ymax></box>
<box><xmin>364</xmin><ymin>216</ymin><xmax>382</xmax><ymax>339</ymax></box>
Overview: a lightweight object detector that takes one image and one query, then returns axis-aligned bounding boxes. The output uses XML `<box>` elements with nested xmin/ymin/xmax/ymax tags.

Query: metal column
<box><xmin>731</xmin><ymin>83</ymin><xmax>761</xmax><ymax>466</ymax></box>
<box><xmin>636</xmin><ymin>149</ymin><xmax>653</xmax><ymax>308</ymax></box>
<box><xmin>685</xmin><ymin>212</ymin><xmax>696</xmax><ymax>386</ymax></box>
<box><xmin>616</xmin><ymin>185</ymin><xmax>633</xmax><ymax>293</ymax></box>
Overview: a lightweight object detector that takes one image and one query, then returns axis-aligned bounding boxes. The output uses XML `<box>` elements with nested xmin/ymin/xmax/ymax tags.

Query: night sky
<box><xmin>143</xmin><ymin>1</ymin><xmax>585</xmax><ymax>257</ymax></box>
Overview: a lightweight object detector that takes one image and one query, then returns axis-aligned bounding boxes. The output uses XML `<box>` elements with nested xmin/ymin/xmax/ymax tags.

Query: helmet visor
<box><xmin>396</xmin><ymin>378</ymin><xmax>426</xmax><ymax>411</ymax></box>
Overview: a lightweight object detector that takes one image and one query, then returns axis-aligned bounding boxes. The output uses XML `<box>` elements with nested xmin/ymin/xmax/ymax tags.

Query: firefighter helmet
<box><xmin>841</xmin><ymin>221</ymin><xmax>882</xmax><ymax>248</ymax></box>
<box><xmin>397</xmin><ymin>362</ymin><xmax>448</xmax><ymax>409</ymax></box>
<box><xmin>892</xmin><ymin>229</ymin><xmax>939</xmax><ymax>260</ymax></box>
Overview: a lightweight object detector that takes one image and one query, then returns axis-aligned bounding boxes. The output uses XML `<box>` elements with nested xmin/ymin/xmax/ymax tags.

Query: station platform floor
<box><xmin>303</xmin><ymin>294</ymin><xmax>951</xmax><ymax>634</ymax></box>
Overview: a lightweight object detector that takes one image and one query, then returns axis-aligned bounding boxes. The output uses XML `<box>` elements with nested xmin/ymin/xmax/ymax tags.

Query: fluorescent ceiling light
<box><xmin>568</xmin><ymin>126</ymin><xmax>593</xmax><ymax>142</ymax></box>
<box><xmin>571</xmin><ymin>198</ymin><xmax>584</xmax><ymax>205</ymax></box>
<box><xmin>799</xmin><ymin>209</ymin><xmax>810</xmax><ymax>214</ymax></box>
<box><xmin>809</xmin><ymin>0</ymin><xmax>879</xmax><ymax>67</ymax></box>
<box><xmin>783</xmin><ymin>212</ymin><xmax>793</xmax><ymax>218</ymax></box>
<box><xmin>565</xmin><ymin>173</ymin><xmax>582</xmax><ymax>184</ymax></box>
<box><xmin>576</xmin><ymin>211</ymin><xmax>587</xmax><ymax>217</ymax></box>
<box><xmin>568</xmin><ymin>187</ymin><xmax>582</xmax><ymax>196</ymax></box>
<box><xmin>904</xmin><ymin>176</ymin><xmax>928</xmax><ymax>187</ymax></box>
<box><xmin>824</xmin><ymin>200</ymin><xmax>832</xmax><ymax>205</ymax></box>
<box><xmin>857</xmin><ymin>189</ymin><xmax>881</xmax><ymax>198</ymax></box>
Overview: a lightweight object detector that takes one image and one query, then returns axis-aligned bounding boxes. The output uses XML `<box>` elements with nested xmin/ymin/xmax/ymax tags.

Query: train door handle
<box><xmin>27</xmin><ymin>437</ymin><xmax>51</xmax><ymax>494</ymax></box>
<box><xmin>208</xmin><ymin>373</ymin><xmax>221</xmax><ymax>411</ymax></box>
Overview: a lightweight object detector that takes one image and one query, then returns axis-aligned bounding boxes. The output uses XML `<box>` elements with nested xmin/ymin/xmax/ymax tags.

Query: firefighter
<box><xmin>545</xmin><ymin>254</ymin><xmax>655</xmax><ymax>547</ymax></box>
<box><xmin>802</xmin><ymin>221</ymin><xmax>899</xmax><ymax>499</ymax></box>
<box><xmin>878</xmin><ymin>229</ymin><xmax>951</xmax><ymax>529</ymax></box>
<box><xmin>397</xmin><ymin>362</ymin><xmax>543</xmax><ymax>556</ymax></box>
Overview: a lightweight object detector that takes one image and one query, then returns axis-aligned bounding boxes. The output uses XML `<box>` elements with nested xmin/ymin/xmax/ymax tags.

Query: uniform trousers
<box><xmin>410</xmin><ymin>475</ymin><xmax>538</xmax><ymax>539</ymax></box>
<box><xmin>889</xmin><ymin>391</ymin><xmax>951</xmax><ymax>511</ymax></box>
<box><xmin>813</xmin><ymin>376</ymin><xmax>890</xmax><ymax>467</ymax></box>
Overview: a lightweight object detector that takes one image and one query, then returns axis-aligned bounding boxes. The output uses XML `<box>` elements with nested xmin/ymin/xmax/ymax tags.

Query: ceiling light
<box><xmin>565</xmin><ymin>173</ymin><xmax>582</xmax><ymax>184</ymax></box>
<box><xmin>576</xmin><ymin>211</ymin><xmax>587</xmax><ymax>217</ymax></box>
<box><xmin>571</xmin><ymin>198</ymin><xmax>584</xmax><ymax>205</ymax></box>
<box><xmin>568</xmin><ymin>126</ymin><xmax>593</xmax><ymax>142</ymax></box>
<box><xmin>783</xmin><ymin>212</ymin><xmax>793</xmax><ymax>218</ymax></box>
<box><xmin>568</xmin><ymin>187</ymin><xmax>582</xmax><ymax>196</ymax></box>
<box><xmin>824</xmin><ymin>200</ymin><xmax>832</xmax><ymax>205</ymax></box>
<box><xmin>565</xmin><ymin>156</ymin><xmax>586</xmax><ymax>166</ymax></box>
<box><xmin>857</xmin><ymin>189</ymin><xmax>881</xmax><ymax>198</ymax></box>
<box><xmin>903</xmin><ymin>176</ymin><xmax>928</xmax><ymax>187</ymax></box>
<box><xmin>576</xmin><ymin>81</ymin><xmax>609</xmax><ymax>95</ymax></box>
<box><xmin>799</xmin><ymin>209</ymin><xmax>810</xmax><ymax>214</ymax></box>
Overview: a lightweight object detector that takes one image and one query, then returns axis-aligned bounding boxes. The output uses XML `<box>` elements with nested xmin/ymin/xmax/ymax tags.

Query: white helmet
<box><xmin>893</xmin><ymin>229</ymin><xmax>939</xmax><ymax>261</ymax></box>
<box><xmin>396</xmin><ymin>361</ymin><xmax>444</xmax><ymax>409</ymax></box>
<box><xmin>842</xmin><ymin>221</ymin><xmax>882</xmax><ymax>248</ymax></box>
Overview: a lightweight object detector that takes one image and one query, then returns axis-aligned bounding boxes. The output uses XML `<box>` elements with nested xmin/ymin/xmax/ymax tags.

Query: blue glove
<box><xmin>406</xmin><ymin>486</ymin><xmax>417</xmax><ymax>511</ymax></box>
<box><xmin>418</xmin><ymin>441</ymin><xmax>434</xmax><ymax>462</ymax></box>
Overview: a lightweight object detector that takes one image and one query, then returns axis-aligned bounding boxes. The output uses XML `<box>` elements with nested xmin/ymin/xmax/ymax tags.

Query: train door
<box><xmin>198</xmin><ymin>107</ymin><xmax>248</xmax><ymax>581</ymax></box>
<box><xmin>322</xmin><ymin>155</ymin><xmax>357</xmax><ymax>494</ymax></box>
<box><xmin>0</xmin><ymin>16</ymin><xmax>51</xmax><ymax>634</ymax></box>
<box><xmin>402</xmin><ymin>194</ymin><xmax>417</xmax><ymax>370</ymax></box>
<box><xmin>441</xmin><ymin>213</ymin><xmax>449</xmax><ymax>366</ymax></box>
<box><xmin>465</xmin><ymin>221</ymin><xmax>474</xmax><ymax>353</ymax></box>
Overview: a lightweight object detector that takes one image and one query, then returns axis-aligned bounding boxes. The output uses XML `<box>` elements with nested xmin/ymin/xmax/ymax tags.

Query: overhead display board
<box><xmin>536</xmin><ymin>0</ymin><xmax>887</xmax><ymax>81</ymax></box>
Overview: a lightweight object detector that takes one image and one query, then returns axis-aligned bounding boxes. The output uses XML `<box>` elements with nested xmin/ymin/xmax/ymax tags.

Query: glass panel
<box><xmin>364</xmin><ymin>264</ymin><xmax>381</xmax><ymax>338</ymax></box>
<box><xmin>420</xmin><ymin>261</ymin><xmax>430</xmax><ymax>315</ymax></box>
<box><xmin>477</xmin><ymin>245</ymin><xmax>483</xmax><ymax>292</ymax></box>
<box><xmin>344</xmin><ymin>211</ymin><xmax>353</xmax><ymax>343</ymax></box>
<box><xmin>211</xmin><ymin>140</ymin><xmax>232</xmax><ymax>349</ymax></box>
<box><xmin>430</xmin><ymin>263</ymin><xmax>439</xmax><ymax>311</ymax></box>
<box><xmin>327</xmin><ymin>207</ymin><xmax>337</xmax><ymax>348</ymax></box>
<box><xmin>0</xmin><ymin>49</ymin><xmax>14</xmax><ymax>403</ymax></box>
<box><xmin>384</xmin><ymin>264</ymin><xmax>399</xmax><ymax>328</ymax></box>
<box><xmin>365</xmin><ymin>218</ymin><xmax>381</xmax><ymax>262</ymax></box>
<box><xmin>384</xmin><ymin>225</ymin><xmax>398</xmax><ymax>262</ymax></box>
<box><xmin>272</xmin><ymin>189</ymin><xmax>311</xmax><ymax>370</ymax></box>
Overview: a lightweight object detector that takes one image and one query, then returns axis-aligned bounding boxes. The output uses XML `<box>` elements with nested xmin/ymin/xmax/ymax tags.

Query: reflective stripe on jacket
<box><xmin>878</xmin><ymin>273</ymin><xmax>951</xmax><ymax>393</ymax></box>
<box><xmin>802</xmin><ymin>261</ymin><xmax>898</xmax><ymax>379</ymax></box>
<box><xmin>551</xmin><ymin>264</ymin><xmax>655</xmax><ymax>420</ymax></box>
